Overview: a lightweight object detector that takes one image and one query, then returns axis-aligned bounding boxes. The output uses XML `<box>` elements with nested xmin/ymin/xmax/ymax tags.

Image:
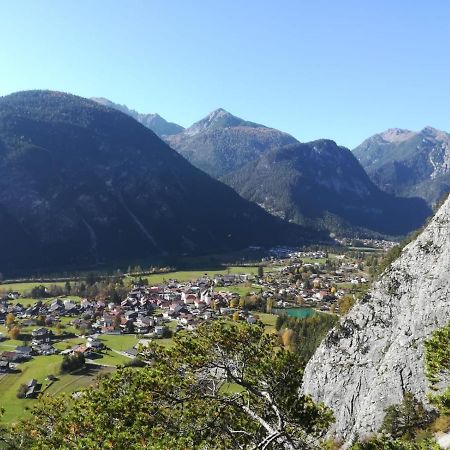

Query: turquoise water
<box><xmin>273</xmin><ymin>307</ymin><xmax>315</xmax><ymax>319</ymax></box>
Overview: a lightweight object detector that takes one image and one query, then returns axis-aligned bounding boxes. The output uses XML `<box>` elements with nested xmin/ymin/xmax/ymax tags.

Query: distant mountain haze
<box><xmin>353</xmin><ymin>127</ymin><xmax>450</xmax><ymax>205</ymax></box>
<box><xmin>91</xmin><ymin>97</ymin><xmax>184</xmax><ymax>137</ymax></box>
<box><xmin>223</xmin><ymin>140</ymin><xmax>431</xmax><ymax>237</ymax></box>
<box><xmin>0</xmin><ymin>90</ymin><xmax>317</xmax><ymax>274</ymax></box>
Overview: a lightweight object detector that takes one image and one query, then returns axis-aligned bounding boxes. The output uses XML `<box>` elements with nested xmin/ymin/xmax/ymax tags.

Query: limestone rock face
<box><xmin>302</xmin><ymin>196</ymin><xmax>450</xmax><ymax>445</ymax></box>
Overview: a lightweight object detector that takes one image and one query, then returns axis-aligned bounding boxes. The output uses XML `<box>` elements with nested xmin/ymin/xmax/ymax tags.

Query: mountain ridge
<box><xmin>222</xmin><ymin>139</ymin><xmax>431</xmax><ymax>237</ymax></box>
<box><xmin>91</xmin><ymin>97</ymin><xmax>184</xmax><ymax>137</ymax></box>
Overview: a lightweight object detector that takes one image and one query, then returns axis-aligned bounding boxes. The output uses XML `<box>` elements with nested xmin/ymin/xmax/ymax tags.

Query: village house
<box><xmin>0</xmin><ymin>360</ymin><xmax>11</xmax><ymax>373</ymax></box>
<box><xmin>31</xmin><ymin>328</ymin><xmax>53</xmax><ymax>345</ymax></box>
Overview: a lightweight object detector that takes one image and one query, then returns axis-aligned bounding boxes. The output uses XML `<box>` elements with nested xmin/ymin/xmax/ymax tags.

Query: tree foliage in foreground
<box><xmin>350</xmin><ymin>435</ymin><xmax>439</xmax><ymax>450</ymax></box>
<box><xmin>381</xmin><ymin>392</ymin><xmax>433</xmax><ymax>440</ymax></box>
<box><xmin>2</xmin><ymin>321</ymin><xmax>333</xmax><ymax>449</ymax></box>
<box><xmin>425</xmin><ymin>320</ymin><xmax>450</xmax><ymax>414</ymax></box>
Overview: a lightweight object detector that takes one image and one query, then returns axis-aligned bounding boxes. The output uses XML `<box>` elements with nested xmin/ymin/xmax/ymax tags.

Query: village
<box><xmin>0</xmin><ymin>247</ymin><xmax>374</xmax><ymax>419</ymax></box>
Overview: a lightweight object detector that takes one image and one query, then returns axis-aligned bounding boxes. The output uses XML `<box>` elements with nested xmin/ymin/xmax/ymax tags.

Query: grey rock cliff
<box><xmin>302</xmin><ymin>196</ymin><xmax>450</xmax><ymax>445</ymax></box>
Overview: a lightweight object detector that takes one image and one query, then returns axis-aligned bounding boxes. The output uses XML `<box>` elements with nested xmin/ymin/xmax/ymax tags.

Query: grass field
<box><xmin>0</xmin><ymin>312</ymin><xmax>279</xmax><ymax>425</ymax></box>
<box><xmin>143</xmin><ymin>266</ymin><xmax>259</xmax><ymax>284</ymax></box>
<box><xmin>217</xmin><ymin>284</ymin><xmax>260</xmax><ymax>297</ymax></box>
<box><xmin>1</xmin><ymin>267</ymin><xmax>259</xmax><ymax>295</ymax></box>
<box><xmin>301</xmin><ymin>257</ymin><xmax>327</xmax><ymax>264</ymax></box>
<box><xmin>89</xmin><ymin>350</ymin><xmax>131</xmax><ymax>366</ymax></box>
<box><xmin>0</xmin><ymin>355</ymin><xmax>113</xmax><ymax>424</ymax></box>
<box><xmin>45</xmin><ymin>365</ymin><xmax>114</xmax><ymax>396</ymax></box>
<box><xmin>0</xmin><ymin>296</ymin><xmax>82</xmax><ymax>308</ymax></box>
<box><xmin>0</xmin><ymin>355</ymin><xmax>62</xmax><ymax>424</ymax></box>
<box><xmin>0</xmin><ymin>282</ymin><xmax>66</xmax><ymax>295</ymax></box>
<box><xmin>0</xmin><ymin>332</ymin><xmax>131</xmax><ymax>425</ymax></box>
<box><xmin>256</xmin><ymin>312</ymin><xmax>278</xmax><ymax>333</ymax></box>
<box><xmin>99</xmin><ymin>333</ymin><xmax>140</xmax><ymax>351</ymax></box>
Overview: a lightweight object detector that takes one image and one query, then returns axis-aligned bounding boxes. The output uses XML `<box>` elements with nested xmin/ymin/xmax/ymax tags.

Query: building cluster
<box><xmin>0</xmin><ymin>272</ymin><xmax>261</xmax><ymax>374</ymax></box>
<box><xmin>0</xmin><ymin>250</ymin><xmax>373</xmax><ymax>380</ymax></box>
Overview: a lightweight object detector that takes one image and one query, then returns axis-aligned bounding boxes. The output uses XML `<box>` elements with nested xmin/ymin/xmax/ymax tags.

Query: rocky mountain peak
<box><xmin>378</xmin><ymin>128</ymin><xmax>416</xmax><ymax>143</ymax></box>
<box><xmin>183</xmin><ymin>108</ymin><xmax>266</xmax><ymax>137</ymax></box>
<box><xmin>164</xmin><ymin>110</ymin><xmax>297</xmax><ymax>177</ymax></box>
<box><xmin>420</xmin><ymin>125</ymin><xmax>450</xmax><ymax>141</ymax></box>
<box><xmin>302</xmin><ymin>195</ymin><xmax>450</xmax><ymax>445</ymax></box>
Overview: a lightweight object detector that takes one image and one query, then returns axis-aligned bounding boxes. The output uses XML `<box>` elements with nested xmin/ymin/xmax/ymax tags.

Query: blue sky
<box><xmin>1</xmin><ymin>0</ymin><xmax>449</xmax><ymax>148</ymax></box>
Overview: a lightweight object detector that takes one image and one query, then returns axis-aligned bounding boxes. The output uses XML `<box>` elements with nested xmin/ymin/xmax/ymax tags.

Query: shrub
<box><xmin>16</xmin><ymin>384</ymin><xmax>28</xmax><ymax>399</ymax></box>
<box><xmin>60</xmin><ymin>353</ymin><xmax>85</xmax><ymax>374</ymax></box>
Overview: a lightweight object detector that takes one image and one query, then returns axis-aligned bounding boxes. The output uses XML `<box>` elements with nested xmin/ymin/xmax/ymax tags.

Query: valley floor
<box><xmin>0</xmin><ymin>248</ymin><xmax>376</xmax><ymax>425</ymax></box>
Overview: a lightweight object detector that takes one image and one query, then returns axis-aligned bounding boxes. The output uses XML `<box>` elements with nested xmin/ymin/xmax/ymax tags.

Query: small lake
<box><xmin>273</xmin><ymin>307</ymin><xmax>315</xmax><ymax>319</ymax></box>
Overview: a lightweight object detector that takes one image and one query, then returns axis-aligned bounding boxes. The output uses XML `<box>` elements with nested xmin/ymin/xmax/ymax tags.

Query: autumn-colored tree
<box><xmin>36</xmin><ymin>315</ymin><xmax>46</xmax><ymax>326</ymax></box>
<box><xmin>229</xmin><ymin>298</ymin><xmax>239</xmax><ymax>308</ymax></box>
<box><xmin>266</xmin><ymin>297</ymin><xmax>274</xmax><ymax>313</ymax></box>
<box><xmin>5</xmin><ymin>312</ymin><xmax>15</xmax><ymax>329</ymax></box>
<box><xmin>232</xmin><ymin>311</ymin><xmax>240</xmax><ymax>321</ymax></box>
<box><xmin>281</xmin><ymin>328</ymin><xmax>295</xmax><ymax>350</ymax></box>
<box><xmin>9</xmin><ymin>326</ymin><xmax>21</xmax><ymax>340</ymax></box>
<box><xmin>338</xmin><ymin>295</ymin><xmax>356</xmax><ymax>316</ymax></box>
<box><xmin>54</xmin><ymin>323</ymin><xmax>62</xmax><ymax>336</ymax></box>
<box><xmin>113</xmin><ymin>314</ymin><xmax>122</xmax><ymax>330</ymax></box>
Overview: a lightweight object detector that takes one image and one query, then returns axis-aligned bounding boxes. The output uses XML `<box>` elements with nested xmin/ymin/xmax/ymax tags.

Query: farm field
<box><xmin>0</xmin><ymin>282</ymin><xmax>66</xmax><ymax>294</ymax></box>
<box><xmin>0</xmin><ymin>354</ymin><xmax>113</xmax><ymax>424</ymax></box>
<box><xmin>143</xmin><ymin>266</ymin><xmax>259</xmax><ymax>284</ymax></box>
<box><xmin>0</xmin><ymin>337</ymin><xmax>131</xmax><ymax>425</ymax></box>
<box><xmin>0</xmin><ymin>266</ymin><xmax>259</xmax><ymax>293</ymax></box>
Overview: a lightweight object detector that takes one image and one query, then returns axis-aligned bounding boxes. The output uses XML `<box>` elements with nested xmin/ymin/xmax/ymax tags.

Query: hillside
<box><xmin>91</xmin><ymin>97</ymin><xmax>184</xmax><ymax>137</ymax></box>
<box><xmin>353</xmin><ymin>127</ymin><xmax>450</xmax><ymax>205</ymax></box>
<box><xmin>164</xmin><ymin>109</ymin><xmax>298</xmax><ymax>177</ymax></box>
<box><xmin>302</xmin><ymin>195</ymin><xmax>450</xmax><ymax>445</ymax></box>
<box><xmin>222</xmin><ymin>140</ymin><xmax>431</xmax><ymax>237</ymax></box>
<box><xmin>0</xmin><ymin>91</ymin><xmax>313</xmax><ymax>274</ymax></box>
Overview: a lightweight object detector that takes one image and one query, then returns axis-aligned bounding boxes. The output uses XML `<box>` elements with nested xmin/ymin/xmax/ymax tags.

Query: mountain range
<box><xmin>76</xmin><ymin>98</ymin><xmax>434</xmax><ymax>238</ymax></box>
<box><xmin>92</xmin><ymin>98</ymin><xmax>450</xmax><ymax>213</ymax></box>
<box><xmin>353</xmin><ymin>126</ymin><xmax>450</xmax><ymax>205</ymax></box>
<box><xmin>0</xmin><ymin>91</ymin><xmax>312</xmax><ymax>274</ymax></box>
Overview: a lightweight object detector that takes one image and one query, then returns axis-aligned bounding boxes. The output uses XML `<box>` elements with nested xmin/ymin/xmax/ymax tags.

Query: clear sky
<box><xmin>1</xmin><ymin>0</ymin><xmax>449</xmax><ymax>148</ymax></box>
